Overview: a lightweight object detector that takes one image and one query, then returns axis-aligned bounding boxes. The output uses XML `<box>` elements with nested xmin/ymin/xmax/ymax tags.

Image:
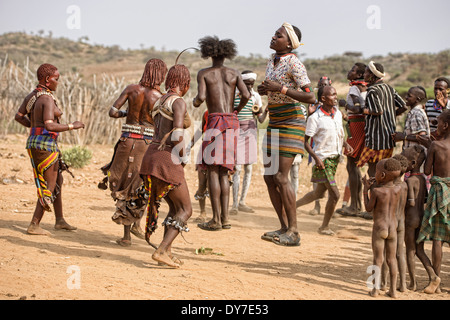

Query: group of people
<box><xmin>14</xmin><ymin>22</ymin><xmax>449</xmax><ymax>297</ymax></box>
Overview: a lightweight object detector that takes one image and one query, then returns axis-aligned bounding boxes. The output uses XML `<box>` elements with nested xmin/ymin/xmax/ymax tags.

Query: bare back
<box><xmin>371</xmin><ymin>185</ymin><xmax>400</xmax><ymax>239</ymax></box>
<box><xmin>198</xmin><ymin>67</ymin><xmax>239</xmax><ymax>113</ymax></box>
<box><xmin>114</xmin><ymin>84</ymin><xmax>162</xmax><ymax>127</ymax></box>
<box><xmin>425</xmin><ymin>138</ymin><xmax>450</xmax><ymax>177</ymax></box>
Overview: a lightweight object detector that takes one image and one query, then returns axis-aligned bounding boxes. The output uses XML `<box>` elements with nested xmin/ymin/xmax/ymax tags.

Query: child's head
<box><xmin>198</xmin><ymin>35</ymin><xmax>237</xmax><ymax>61</ymax></box>
<box><xmin>401</xmin><ymin>145</ymin><xmax>426</xmax><ymax>172</ymax></box>
<box><xmin>375</xmin><ymin>158</ymin><xmax>402</xmax><ymax>184</ymax></box>
<box><xmin>392</xmin><ymin>154</ymin><xmax>409</xmax><ymax>176</ymax></box>
<box><xmin>317</xmin><ymin>76</ymin><xmax>332</xmax><ymax>88</ymax></box>
<box><xmin>405</xmin><ymin>86</ymin><xmax>427</xmax><ymax>107</ymax></box>
<box><xmin>436</xmin><ymin>109</ymin><xmax>450</xmax><ymax>137</ymax></box>
<box><xmin>317</xmin><ymin>86</ymin><xmax>337</xmax><ymax>107</ymax></box>
<box><xmin>347</xmin><ymin>63</ymin><xmax>366</xmax><ymax>81</ymax></box>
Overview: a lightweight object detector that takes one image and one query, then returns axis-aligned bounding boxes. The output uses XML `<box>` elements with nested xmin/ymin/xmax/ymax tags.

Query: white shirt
<box><xmin>305</xmin><ymin>106</ymin><xmax>345</xmax><ymax>165</ymax></box>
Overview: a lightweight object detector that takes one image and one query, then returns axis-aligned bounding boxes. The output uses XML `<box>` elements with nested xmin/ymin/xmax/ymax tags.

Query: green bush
<box><xmin>61</xmin><ymin>145</ymin><xmax>92</xmax><ymax>169</ymax></box>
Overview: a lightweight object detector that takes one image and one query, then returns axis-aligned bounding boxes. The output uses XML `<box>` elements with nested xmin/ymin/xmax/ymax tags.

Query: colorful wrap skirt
<box><xmin>345</xmin><ymin>114</ymin><xmax>365</xmax><ymax>159</ymax></box>
<box><xmin>417</xmin><ymin>176</ymin><xmax>450</xmax><ymax>244</ymax></box>
<box><xmin>356</xmin><ymin>146</ymin><xmax>393</xmax><ymax>168</ymax></box>
<box><xmin>263</xmin><ymin>103</ymin><xmax>306</xmax><ymax>158</ymax></box>
<box><xmin>311</xmin><ymin>155</ymin><xmax>340</xmax><ymax>186</ymax></box>
<box><xmin>26</xmin><ymin>127</ymin><xmax>60</xmax><ymax>211</ymax></box>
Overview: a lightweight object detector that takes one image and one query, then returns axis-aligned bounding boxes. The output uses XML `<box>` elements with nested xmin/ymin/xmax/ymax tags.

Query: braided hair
<box><xmin>139</xmin><ymin>59</ymin><xmax>168</xmax><ymax>89</ymax></box>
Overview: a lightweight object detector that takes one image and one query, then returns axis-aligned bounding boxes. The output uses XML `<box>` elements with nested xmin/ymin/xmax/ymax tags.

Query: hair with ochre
<box><xmin>165</xmin><ymin>64</ymin><xmax>190</xmax><ymax>91</ymax></box>
<box><xmin>37</xmin><ymin>63</ymin><xmax>58</xmax><ymax>81</ymax></box>
<box><xmin>140</xmin><ymin>59</ymin><xmax>168</xmax><ymax>89</ymax></box>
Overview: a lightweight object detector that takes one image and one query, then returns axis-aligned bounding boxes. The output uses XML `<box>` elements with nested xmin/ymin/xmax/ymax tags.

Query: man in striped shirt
<box><xmin>356</xmin><ymin>61</ymin><xmax>407</xmax><ymax>178</ymax></box>
<box><xmin>425</xmin><ymin>77</ymin><xmax>450</xmax><ymax>135</ymax></box>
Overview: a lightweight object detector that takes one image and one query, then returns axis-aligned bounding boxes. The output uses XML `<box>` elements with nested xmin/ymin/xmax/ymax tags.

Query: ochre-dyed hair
<box><xmin>37</xmin><ymin>63</ymin><xmax>58</xmax><ymax>81</ymax></box>
<box><xmin>198</xmin><ymin>35</ymin><xmax>237</xmax><ymax>60</ymax></box>
<box><xmin>392</xmin><ymin>154</ymin><xmax>409</xmax><ymax>174</ymax></box>
<box><xmin>165</xmin><ymin>64</ymin><xmax>190</xmax><ymax>91</ymax></box>
<box><xmin>139</xmin><ymin>59</ymin><xmax>168</xmax><ymax>89</ymax></box>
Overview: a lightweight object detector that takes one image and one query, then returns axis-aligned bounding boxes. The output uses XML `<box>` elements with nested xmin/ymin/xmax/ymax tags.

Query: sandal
<box><xmin>197</xmin><ymin>221</ymin><xmax>222</xmax><ymax>231</ymax></box>
<box><xmin>116</xmin><ymin>239</ymin><xmax>132</xmax><ymax>247</ymax></box>
<box><xmin>272</xmin><ymin>232</ymin><xmax>301</xmax><ymax>247</ymax></box>
<box><xmin>336</xmin><ymin>206</ymin><xmax>358</xmax><ymax>217</ymax></box>
<box><xmin>358</xmin><ymin>211</ymin><xmax>373</xmax><ymax>220</ymax></box>
<box><xmin>261</xmin><ymin>229</ymin><xmax>283</xmax><ymax>242</ymax></box>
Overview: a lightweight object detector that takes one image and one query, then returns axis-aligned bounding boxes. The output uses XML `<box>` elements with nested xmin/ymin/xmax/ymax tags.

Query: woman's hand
<box><xmin>257</xmin><ymin>79</ymin><xmax>282</xmax><ymax>96</ymax></box>
<box><xmin>343</xmin><ymin>142</ymin><xmax>354</xmax><ymax>156</ymax></box>
<box><xmin>71</xmin><ymin>121</ymin><xmax>85</xmax><ymax>130</ymax></box>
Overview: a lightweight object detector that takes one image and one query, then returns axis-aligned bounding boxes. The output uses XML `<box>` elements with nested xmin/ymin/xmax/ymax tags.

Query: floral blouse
<box><xmin>265</xmin><ymin>53</ymin><xmax>311</xmax><ymax>105</ymax></box>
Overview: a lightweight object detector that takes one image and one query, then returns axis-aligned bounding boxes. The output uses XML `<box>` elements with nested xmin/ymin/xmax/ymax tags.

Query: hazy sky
<box><xmin>0</xmin><ymin>0</ymin><xmax>449</xmax><ymax>59</ymax></box>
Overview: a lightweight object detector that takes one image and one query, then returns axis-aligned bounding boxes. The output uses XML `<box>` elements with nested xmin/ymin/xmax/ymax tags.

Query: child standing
<box><xmin>393</xmin><ymin>86</ymin><xmax>430</xmax><ymax>150</ymax></box>
<box><xmin>402</xmin><ymin>145</ymin><xmax>440</xmax><ymax>292</ymax></box>
<box><xmin>362</xmin><ymin>158</ymin><xmax>402</xmax><ymax>298</ymax></box>
<box><xmin>295</xmin><ymin>86</ymin><xmax>353</xmax><ymax>235</ymax></box>
<box><xmin>416</xmin><ymin>109</ymin><xmax>450</xmax><ymax>294</ymax></box>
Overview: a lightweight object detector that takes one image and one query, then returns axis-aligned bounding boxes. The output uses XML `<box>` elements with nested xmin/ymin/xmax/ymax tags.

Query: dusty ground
<box><xmin>0</xmin><ymin>133</ymin><xmax>448</xmax><ymax>301</ymax></box>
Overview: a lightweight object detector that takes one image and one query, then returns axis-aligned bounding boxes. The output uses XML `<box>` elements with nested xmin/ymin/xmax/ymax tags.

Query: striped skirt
<box><xmin>263</xmin><ymin>103</ymin><xmax>306</xmax><ymax>158</ymax></box>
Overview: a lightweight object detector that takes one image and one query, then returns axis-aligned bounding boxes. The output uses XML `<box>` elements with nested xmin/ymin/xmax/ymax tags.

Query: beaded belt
<box><xmin>121</xmin><ymin>124</ymin><xmax>154</xmax><ymax>137</ymax></box>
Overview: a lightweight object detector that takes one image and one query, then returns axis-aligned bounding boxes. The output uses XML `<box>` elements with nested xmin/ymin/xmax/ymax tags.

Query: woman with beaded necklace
<box><xmin>15</xmin><ymin>63</ymin><xmax>85</xmax><ymax>235</ymax></box>
<box><xmin>257</xmin><ymin>23</ymin><xmax>315</xmax><ymax>246</ymax></box>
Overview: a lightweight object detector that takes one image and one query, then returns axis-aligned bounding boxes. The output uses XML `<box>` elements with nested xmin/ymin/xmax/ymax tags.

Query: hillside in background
<box><xmin>1</xmin><ymin>31</ymin><xmax>449</xmax><ymax>95</ymax></box>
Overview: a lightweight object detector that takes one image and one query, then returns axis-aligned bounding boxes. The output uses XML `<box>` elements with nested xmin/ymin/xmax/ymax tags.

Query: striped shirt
<box><xmin>425</xmin><ymin>99</ymin><xmax>450</xmax><ymax>132</ymax></box>
<box><xmin>364</xmin><ymin>82</ymin><xmax>405</xmax><ymax>150</ymax></box>
<box><xmin>234</xmin><ymin>89</ymin><xmax>262</xmax><ymax>121</ymax></box>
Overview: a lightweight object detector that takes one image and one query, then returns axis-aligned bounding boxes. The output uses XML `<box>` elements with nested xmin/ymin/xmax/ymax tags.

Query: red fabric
<box><xmin>200</xmin><ymin>112</ymin><xmax>239</xmax><ymax>171</ymax></box>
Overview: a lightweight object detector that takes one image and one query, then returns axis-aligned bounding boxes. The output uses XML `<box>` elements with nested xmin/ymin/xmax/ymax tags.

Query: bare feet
<box><xmin>193</xmin><ymin>212</ymin><xmax>207</xmax><ymax>223</ymax></box>
<box><xmin>423</xmin><ymin>276</ymin><xmax>441</xmax><ymax>294</ymax></box>
<box><xmin>54</xmin><ymin>219</ymin><xmax>77</xmax><ymax>231</ymax></box>
<box><xmin>116</xmin><ymin>239</ymin><xmax>132</xmax><ymax>247</ymax></box>
<box><xmin>152</xmin><ymin>251</ymin><xmax>180</xmax><ymax>268</ymax></box>
<box><xmin>27</xmin><ymin>223</ymin><xmax>51</xmax><ymax>236</ymax></box>
<box><xmin>369</xmin><ymin>288</ymin><xmax>380</xmax><ymax>297</ymax></box>
<box><xmin>408</xmin><ymin>279</ymin><xmax>417</xmax><ymax>291</ymax></box>
<box><xmin>318</xmin><ymin>226</ymin><xmax>335</xmax><ymax>236</ymax></box>
<box><xmin>386</xmin><ymin>288</ymin><xmax>398</xmax><ymax>299</ymax></box>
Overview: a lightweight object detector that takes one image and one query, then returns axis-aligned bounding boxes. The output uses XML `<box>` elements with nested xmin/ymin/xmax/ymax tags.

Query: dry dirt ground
<box><xmin>0</xmin><ymin>133</ymin><xmax>449</xmax><ymax>301</ymax></box>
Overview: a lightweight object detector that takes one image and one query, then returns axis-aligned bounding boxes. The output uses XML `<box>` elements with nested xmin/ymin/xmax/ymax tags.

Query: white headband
<box><xmin>282</xmin><ymin>22</ymin><xmax>301</xmax><ymax>49</ymax></box>
<box><xmin>242</xmin><ymin>73</ymin><xmax>257</xmax><ymax>81</ymax></box>
<box><xmin>368</xmin><ymin>61</ymin><xmax>385</xmax><ymax>79</ymax></box>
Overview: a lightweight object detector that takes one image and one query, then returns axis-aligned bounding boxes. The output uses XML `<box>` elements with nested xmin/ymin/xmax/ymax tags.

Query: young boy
<box><xmin>392</xmin><ymin>86</ymin><xmax>430</xmax><ymax>149</ymax></box>
<box><xmin>295</xmin><ymin>86</ymin><xmax>353</xmax><ymax>235</ymax></box>
<box><xmin>402</xmin><ymin>145</ymin><xmax>440</xmax><ymax>292</ymax></box>
<box><xmin>193</xmin><ymin>35</ymin><xmax>250</xmax><ymax>231</ymax></box>
<box><xmin>382</xmin><ymin>154</ymin><xmax>408</xmax><ymax>292</ymax></box>
<box><xmin>416</xmin><ymin>109</ymin><xmax>450</xmax><ymax>293</ymax></box>
<box><xmin>362</xmin><ymin>158</ymin><xmax>402</xmax><ymax>298</ymax></box>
